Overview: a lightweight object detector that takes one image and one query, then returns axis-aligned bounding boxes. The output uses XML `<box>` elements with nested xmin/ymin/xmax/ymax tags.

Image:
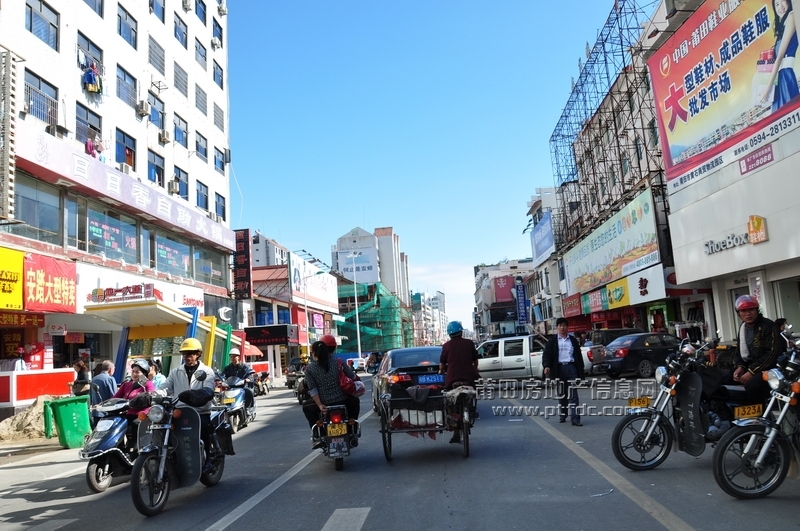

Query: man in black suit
<box><xmin>543</xmin><ymin>317</ymin><xmax>585</xmax><ymax>426</ymax></box>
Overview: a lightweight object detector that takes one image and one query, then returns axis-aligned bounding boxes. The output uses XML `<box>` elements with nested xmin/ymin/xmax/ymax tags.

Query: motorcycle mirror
<box><xmin>195</xmin><ymin>370</ymin><xmax>207</xmax><ymax>382</ymax></box>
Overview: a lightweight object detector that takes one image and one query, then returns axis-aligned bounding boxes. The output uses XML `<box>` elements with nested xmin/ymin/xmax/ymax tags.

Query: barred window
<box><xmin>116</xmin><ymin>65</ymin><xmax>137</xmax><ymax>108</ymax></box>
<box><xmin>174</xmin><ymin>62</ymin><xmax>188</xmax><ymax>97</ymax></box>
<box><xmin>213</xmin><ymin>103</ymin><xmax>224</xmax><ymax>132</ymax></box>
<box><xmin>148</xmin><ymin>36</ymin><xmax>165</xmax><ymax>75</ymax></box>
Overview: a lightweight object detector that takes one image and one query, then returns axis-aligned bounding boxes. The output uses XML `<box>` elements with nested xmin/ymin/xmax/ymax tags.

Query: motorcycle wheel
<box><xmin>637</xmin><ymin>360</ymin><xmax>654</xmax><ymax>379</ymax></box>
<box><xmin>229</xmin><ymin>412</ymin><xmax>241</xmax><ymax>434</ymax></box>
<box><xmin>334</xmin><ymin>457</ymin><xmax>344</xmax><ymax>471</ymax></box>
<box><xmin>611</xmin><ymin>412</ymin><xmax>673</xmax><ymax>471</ymax></box>
<box><xmin>380</xmin><ymin>409</ymin><xmax>392</xmax><ymax>462</ymax></box>
<box><xmin>86</xmin><ymin>460</ymin><xmax>113</xmax><ymax>493</ymax></box>
<box><xmin>130</xmin><ymin>450</ymin><xmax>170</xmax><ymax>517</ymax></box>
<box><xmin>712</xmin><ymin>424</ymin><xmax>791</xmax><ymax>499</ymax></box>
<box><xmin>200</xmin><ymin>455</ymin><xmax>225</xmax><ymax>486</ymax></box>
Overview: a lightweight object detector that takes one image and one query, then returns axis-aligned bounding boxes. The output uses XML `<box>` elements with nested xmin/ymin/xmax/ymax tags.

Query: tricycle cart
<box><xmin>378</xmin><ymin>385</ymin><xmax>476</xmax><ymax>461</ymax></box>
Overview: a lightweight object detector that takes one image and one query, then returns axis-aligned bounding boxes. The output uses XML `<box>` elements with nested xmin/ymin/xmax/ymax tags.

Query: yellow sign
<box><xmin>606</xmin><ymin>278</ymin><xmax>630</xmax><ymax>309</ymax></box>
<box><xmin>0</xmin><ymin>248</ymin><xmax>24</xmax><ymax>310</ymax></box>
<box><xmin>747</xmin><ymin>216</ymin><xmax>768</xmax><ymax>245</ymax></box>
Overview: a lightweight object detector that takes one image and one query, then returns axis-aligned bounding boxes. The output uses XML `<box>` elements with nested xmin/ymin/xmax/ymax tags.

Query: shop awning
<box><xmin>242</xmin><ymin>341</ymin><xmax>262</xmax><ymax>358</ymax></box>
<box><xmin>85</xmin><ymin>300</ymin><xmax>194</xmax><ymax>328</ymax></box>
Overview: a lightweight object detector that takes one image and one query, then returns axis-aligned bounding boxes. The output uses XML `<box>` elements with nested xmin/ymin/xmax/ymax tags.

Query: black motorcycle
<box><xmin>312</xmin><ymin>405</ymin><xmax>359</xmax><ymax>471</ymax></box>
<box><xmin>611</xmin><ymin>335</ymin><xmax>760</xmax><ymax>471</ymax></box>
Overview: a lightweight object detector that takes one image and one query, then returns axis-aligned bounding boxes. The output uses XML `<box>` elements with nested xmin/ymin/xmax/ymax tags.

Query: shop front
<box><xmin>244</xmin><ymin>324</ymin><xmax>299</xmax><ymax>382</ymax></box>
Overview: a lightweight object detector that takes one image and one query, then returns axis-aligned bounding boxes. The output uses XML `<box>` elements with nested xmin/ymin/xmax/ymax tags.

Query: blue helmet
<box><xmin>446</xmin><ymin>321</ymin><xmax>463</xmax><ymax>336</ymax></box>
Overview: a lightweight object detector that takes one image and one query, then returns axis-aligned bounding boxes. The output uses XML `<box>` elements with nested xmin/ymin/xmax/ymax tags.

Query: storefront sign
<box><xmin>0</xmin><ymin>312</ymin><xmax>45</xmax><ymax>327</ymax></box>
<box><xmin>606</xmin><ymin>278</ymin><xmax>630</xmax><ymax>309</ymax></box>
<box><xmin>493</xmin><ymin>276</ymin><xmax>515</xmax><ymax>303</ymax></box>
<box><xmin>739</xmin><ymin>144</ymin><xmax>775</xmax><ymax>175</ymax></box>
<box><xmin>2</xmin><ymin>331</ymin><xmax>22</xmax><ymax>357</ymax></box>
<box><xmin>592</xmin><ymin>310</ymin><xmax>621</xmax><ymax>323</ymax></box>
<box><xmin>67</xmin><ymin>333</ymin><xmax>86</xmax><ymax>344</ymax></box>
<box><xmin>23</xmin><ymin>254</ymin><xmax>77</xmax><ymax>313</ymax></box>
<box><xmin>0</xmin><ymin>248</ymin><xmax>24</xmax><ymax>310</ymax></box>
<box><xmin>244</xmin><ymin>324</ymin><xmax>299</xmax><ymax>346</ymax></box>
<box><xmin>704</xmin><ymin>233</ymin><xmax>750</xmax><ymax>254</ymax></box>
<box><xmin>564</xmin><ymin>188</ymin><xmax>659</xmax><ymax>295</ymax></box>
<box><xmin>562</xmin><ymin>293</ymin><xmax>582</xmax><ymax>318</ymax></box>
<box><xmin>627</xmin><ymin>265</ymin><xmax>668</xmax><ymax>306</ymax></box>
<box><xmin>233</xmin><ymin>229</ymin><xmax>253</xmax><ymax>300</ymax></box>
<box><xmin>515</xmin><ymin>284</ymin><xmax>528</xmax><ymax>325</ymax></box>
<box><xmin>89</xmin><ymin>283</ymin><xmax>158</xmax><ymax>304</ymax></box>
<box><xmin>48</xmin><ymin>324</ymin><xmax>67</xmax><ymax>336</ymax></box>
<box><xmin>747</xmin><ymin>215</ymin><xmax>768</xmax><ymax>244</ymax></box>
<box><xmin>582</xmin><ymin>289</ymin><xmax>608</xmax><ymax>314</ymax></box>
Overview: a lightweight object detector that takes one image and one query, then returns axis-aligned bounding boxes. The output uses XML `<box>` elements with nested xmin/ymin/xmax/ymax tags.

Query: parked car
<box><xmin>371</xmin><ymin>346</ymin><xmax>443</xmax><ymax>413</ymax></box>
<box><xmin>582</xmin><ymin>328</ymin><xmax>644</xmax><ymax>374</ymax></box>
<box><xmin>591</xmin><ymin>332</ymin><xmax>681</xmax><ymax>378</ymax></box>
<box><xmin>476</xmin><ymin>334</ymin><xmax>592</xmax><ymax>380</ymax></box>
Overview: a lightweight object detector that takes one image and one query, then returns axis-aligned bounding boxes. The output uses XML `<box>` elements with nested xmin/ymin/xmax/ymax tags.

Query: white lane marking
<box><xmin>49</xmin><ymin>467</ymin><xmax>85</xmax><ymax>480</ymax></box>
<box><xmin>204</xmin><ymin>410</ymin><xmax>374</xmax><ymax>531</ymax></box>
<box><xmin>26</xmin><ymin>520</ymin><xmax>79</xmax><ymax>531</ymax></box>
<box><xmin>321</xmin><ymin>508</ymin><xmax>370</xmax><ymax>531</ymax></box>
<box><xmin>511</xmin><ymin>398</ymin><xmax>694</xmax><ymax>531</ymax></box>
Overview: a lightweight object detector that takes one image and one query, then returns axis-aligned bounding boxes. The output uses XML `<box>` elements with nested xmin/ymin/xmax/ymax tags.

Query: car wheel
<box><xmin>637</xmin><ymin>359</ymin><xmax>654</xmax><ymax>379</ymax></box>
<box><xmin>606</xmin><ymin>370</ymin><xmax>621</xmax><ymax>379</ymax></box>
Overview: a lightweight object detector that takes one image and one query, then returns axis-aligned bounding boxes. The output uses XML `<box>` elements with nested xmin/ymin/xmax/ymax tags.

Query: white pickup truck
<box><xmin>477</xmin><ymin>334</ymin><xmax>592</xmax><ymax>380</ymax></box>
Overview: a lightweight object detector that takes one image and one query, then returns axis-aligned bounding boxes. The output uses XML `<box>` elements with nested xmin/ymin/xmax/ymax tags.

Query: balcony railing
<box><xmin>116</xmin><ymin>79</ymin><xmax>137</xmax><ymax>108</ymax></box>
<box><xmin>24</xmin><ymin>83</ymin><xmax>58</xmax><ymax>128</ymax></box>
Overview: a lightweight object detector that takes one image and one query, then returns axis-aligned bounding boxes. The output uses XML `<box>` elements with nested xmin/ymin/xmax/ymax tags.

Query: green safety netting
<box><xmin>337</xmin><ymin>282</ymin><xmax>413</xmax><ymax>352</ymax></box>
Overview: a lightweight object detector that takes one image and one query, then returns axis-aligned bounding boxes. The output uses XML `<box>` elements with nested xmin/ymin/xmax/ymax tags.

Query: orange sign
<box><xmin>747</xmin><ymin>215</ymin><xmax>768</xmax><ymax>245</ymax></box>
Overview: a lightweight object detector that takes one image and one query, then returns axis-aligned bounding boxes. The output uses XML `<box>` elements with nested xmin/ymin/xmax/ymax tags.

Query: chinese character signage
<box><xmin>0</xmin><ymin>248</ymin><xmax>24</xmax><ymax>310</ymax></box>
<box><xmin>0</xmin><ymin>312</ymin><xmax>45</xmax><ymax>327</ymax></box>
<box><xmin>233</xmin><ymin>229</ymin><xmax>253</xmax><ymax>300</ymax></box>
<box><xmin>493</xmin><ymin>276</ymin><xmax>515</xmax><ymax>303</ymax></box>
<box><xmin>647</xmin><ymin>2</ymin><xmax>800</xmax><ymax>193</ymax></box>
<box><xmin>245</xmin><ymin>324</ymin><xmax>299</xmax><ymax>346</ymax></box>
<box><xmin>336</xmin><ymin>248</ymin><xmax>380</xmax><ymax>285</ymax></box>
<box><xmin>88</xmin><ymin>283</ymin><xmax>159</xmax><ymax>304</ymax></box>
<box><xmin>561</xmin><ymin>293</ymin><xmax>583</xmax><ymax>318</ymax></box>
<box><xmin>289</xmin><ymin>252</ymin><xmax>338</xmax><ymax>312</ymax></box>
<box><xmin>515</xmin><ymin>284</ymin><xmax>528</xmax><ymax>325</ymax></box>
<box><xmin>530</xmin><ymin>210</ymin><xmax>556</xmax><ymax>268</ymax></box>
<box><xmin>23</xmin><ymin>254</ymin><xmax>77</xmax><ymax>313</ymax></box>
<box><xmin>747</xmin><ymin>215</ymin><xmax>769</xmax><ymax>244</ymax></box>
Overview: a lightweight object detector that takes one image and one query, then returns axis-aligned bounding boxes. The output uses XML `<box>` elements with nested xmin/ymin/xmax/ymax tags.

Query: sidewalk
<box><xmin>0</xmin><ymin>437</ymin><xmax>66</xmax><ymax>466</ymax></box>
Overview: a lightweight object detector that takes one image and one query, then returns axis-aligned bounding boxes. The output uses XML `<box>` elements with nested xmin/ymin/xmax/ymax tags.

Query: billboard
<box><xmin>24</xmin><ymin>254</ymin><xmax>77</xmax><ymax>313</ymax></box>
<box><xmin>336</xmin><ymin>248</ymin><xmax>380</xmax><ymax>285</ymax></box>
<box><xmin>232</xmin><ymin>229</ymin><xmax>253</xmax><ymax>300</ymax></box>
<box><xmin>648</xmin><ymin>2</ymin><xmax>800</xmax><ymax>193</ymax></box>
<box><xmin>564</xmin><ymin>188</ymin><xmax>659</xmax><ymax>296</ymax></box>
<box><xmin>530</xmin><ymin>210</ymin><xmax>556</xmax><ymax>268</ymax></box>
<box><xmin>288</xmin><ymin>252</ymin><xmax>339</xmax><ymax>313</ymax></box>
<box><xmin>493</xmin><ymin>276</ymin><xmax>515</xmax><ymax>303</ymax></box>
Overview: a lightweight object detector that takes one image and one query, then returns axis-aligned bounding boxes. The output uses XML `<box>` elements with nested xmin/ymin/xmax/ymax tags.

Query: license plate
<box><xmin>328</xmin><ymin>437</ymin><xmax>349</xmax><ymax>457</ymax></box>
<box><xmin>327</xmin><ymin>423</ymin><xmax>348</xmax><ymax>437</ymax></box>
<box><xmin>222</xmin><ymin>397</ymin><xmax>235</xmax><ymax>404</ymax></box>
<box><xmin>734</xmin><ymin>404</ymin><xmax>763</xmax><ymax>418</ymax></box>
<box><xmin>417</xmin><ymin>373</ymin><xmax>444</xmax><ymax>384</ymax></box>
<box><xmin>628</xmin><ymin>397</ymin><xmax>650</xmax><ymax>407</ymax></box>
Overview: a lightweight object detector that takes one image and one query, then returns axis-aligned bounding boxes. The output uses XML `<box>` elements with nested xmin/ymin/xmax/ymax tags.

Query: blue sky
<box><xmin>228</xmin><ymin>1</ymin><xmax>617</xmax><ymax>329</ymax></box>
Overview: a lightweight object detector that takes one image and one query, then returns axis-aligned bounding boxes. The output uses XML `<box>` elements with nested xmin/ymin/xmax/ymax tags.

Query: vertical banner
<box><xmin>233</xmin><ymin>229</ymin><xmax>253</xmax><ymax>300</ymax></box>
<box><xmin>24</xmin><ymin>254</ymin><xmax>77</xmax><ymax>313</ymax></box>
<box><xmin>0</xmin><ymin>248</ymin><xmax>24</xmax><ymax>310</ymax></box>
<box><xmin>515</xmin><ymin>284</ymin><xmax>528</xmax><ymax>325</ymax></box>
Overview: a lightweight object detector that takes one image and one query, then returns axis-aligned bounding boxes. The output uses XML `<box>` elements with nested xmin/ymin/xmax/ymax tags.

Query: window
<box><xmin>4</xmin><ymin>172</ymin><xmax>60</xmax><ymax>245</ymax></box>
<box><xmin>148</xmin><ymin>150</ymin><xmax>165</xmax><ymax>186</ymax></box>
<box><xmin>478</xmin><ymin>341</ymin><xmax>499</xmax><ymax>359</ymax></box>
<box><xmin>77</xmin><ymin>32</ymin><xmax>103</xmax><ymax>74</ymax></box>
<box><xmin>213</xmin><ymin>61</ymin><xmax>223</xmax><ymax>88</ymax></box>
<box><xmin>635</xmin><ymin>136</ymin><xmax>643</xmax><ymax>162</ymax></box>
<box><xmin>155</xmin><ymin>233</ymin><xmax>191</xmax><ymax>277</ymax></box>
<box><xmin>87</xmin><ymin>204</ymin><xmax>138</xmax><ymax>263</ymax></box>
<box><xmin>24</xmin><ymin>70</ymin><xmax>58</xmax><ymax>126</ymax></box>
<box><xmin>174</xmin><ymin>114</ymin><xmax>188</xmax><ymax>148</ymax></box>
<box><xmin>141</xmin><ymin>225</ymin><xmax>155</xmax><ymax>268</ymax></box>
<box><xmin>194</xmin><ymin>246</ymin><xmax>227</xmax><ymax>287</ymax></box>
<box><xmin>195</xmin><ymin>39</ymin><xmax>207</xmax><ymax>69</ymax></box>
<box><xmin>116</xmin><ymin>65</ymin><xmax>137</xmax><ymax>108</ymax></box>
<box><xmin>174</xmin><ymin>62</ymin><xmax>188</xmax><ymax>97</ymax></box>
<box><xmin>213</xmin><ymin>147</ymin><xmax>225</xmax><ymax>174</ymax></box>
<box><xmin>75</xmin><ymin>103</ymin><xmax>101</xmax><ymax>143</ymax></box>
<box><xmin>174</xmin><ymin>166</ymin><xmax>189</xmax><ymax>200</ymax></box>
<box><xmin>196</xmin><ymin>181</ymin><xmax>209</xmax><ymax>210</ymax></box>
<box><xmin>26</xmin><ymin>0</ymin><xmax>59</xmax><ymax>51</ymax></box>
<box><xmin>609</xmin><ymin>168</ymin><xmax>617</xmax><ymax>188</ymax></box>
<box><xmin>67</xmin><ymin>195</ymin><xmax>87</xmax><ymax>251</ymax></box>
<box><xmin>117</xmin><ymin>5</ymin><xmax>137</xmax><ymax>48</ymax></box>
<box><xmin>558</xmin><ymin>258</ymin><xmax>565</xmax><ymax>281</ymax></box>
<box><xmin>504</xmin><ymin>339</ymin><xmax>523</xmax><ymax>357</ymax></box>
<box><xmin>174</xmin><ymin>13</ymin><xmax>188</xmax><ymax>48</ymax></box>
<box><xmin>196</xmin><ymin>0</ymin><xmax>207</xmax><ymax>24</ymax></box>
<box><xmin>115</xmin><ymin>128</ymin><xmax>136</xmax><ymax>168</ymax></box>
<box><xmin>215</xmin><ymin>193</ymin><xmax>225</xmax><ymax>220</ymax></box>
<box><xmin>622</xmin><ymin>155</ymin><xmax>630</xmax><ymax>176</ymax></box>
<box><xmin>195</xmin><ymin>132</ymin><xmax>208</xmax><ymax>161</ymax></box>
<box><xmin>151</xmin><ymin>0</ymin><xmax>164</xmax><ymax>22</ymax></box>
<box><xmin>148</xmin><ymin>93</ymin><xmax>164</xmax><ymax>129</ymax></box>
<box><xmin>148</xmin><ymin>36</ymin><xmax>165</xmax><ymax>75</ymax></box>
<box><xmin>83</xmin><ymin>0</ymin><xmax>102</xmax><ymax>16</ymax></box>
<box><xmin>213</xmin><ymin>18</ymin><xmax>223</xmax><ymax>42</ymax></box>
<box><xmin>649</xmin><ymin>119</ymin><xmax>659</xmax><ymax>149</ymax></box>
<box><xmin>195</xmin><ymin>85</ymin><xmax>207</xmax><ymax>114</ymax></box>
<box><xmin>213</xmin><ymin>103</ymin><xmax>224</xmax><ymax>131</ymax></box>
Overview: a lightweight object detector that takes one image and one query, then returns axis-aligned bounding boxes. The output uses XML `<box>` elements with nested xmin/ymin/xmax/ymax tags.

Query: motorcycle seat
<box><xmin>720</xmin><ymin>384</ymin><xmax>751</xmax><ymax>403</ymax></box>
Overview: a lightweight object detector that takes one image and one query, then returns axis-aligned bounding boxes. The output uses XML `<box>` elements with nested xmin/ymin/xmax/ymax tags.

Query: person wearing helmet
<box><xmin>731</xmin><ymin>294</ymin><xmax>781</xmax><ymax>403</ymax></box>
<box><xmin>112</xmin><ymin>359</ymin><xmax>155</xmax><ymax>415</ymax></box>
<box><xmin>439</xmin><ymin>321</ymin><xmax>480</xmax><ymax>443</ymax></box>
<box><xmin>222</xmin><ymin>347</ymin><xmax>256</xmax><ymax>421</ymax></box>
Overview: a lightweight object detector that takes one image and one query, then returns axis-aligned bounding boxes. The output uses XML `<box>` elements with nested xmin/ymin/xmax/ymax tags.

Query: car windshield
<box><xmin>390</xmin><ymin>349</ymin><xmax>441</xmax><ymax>369</ymax></box>
<box><xmin>606</xmin><ymin>336</ymin><xmax>637</xmax><ymax>349</ymax></box>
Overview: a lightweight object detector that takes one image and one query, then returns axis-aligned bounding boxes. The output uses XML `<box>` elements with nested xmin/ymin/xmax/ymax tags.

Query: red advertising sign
<box><xmin>233</xmin><ymin>229</ymin><xmax>253</xmax><ymax>300</ymax></box>
<box><xmin>493</xmin><ymin>276</ymin><xmax>515</xmax><ymax>303</ymax></box>
<box><xmin>0</xmin><ymin>312</ymin><xmax>45</xmax><ymax>327</ymax></box>
<box><xmin>24</xmin><ymin>254</ymin><xmax>77</xmax><ymax>313</ymax></box>
<box><xmin>562</xmin><ymin>293</ymin><xmax>583</xmax><ymax>318</ymax></box>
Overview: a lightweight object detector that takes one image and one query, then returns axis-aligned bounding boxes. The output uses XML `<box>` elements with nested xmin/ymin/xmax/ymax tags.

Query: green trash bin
<box><xmin>43</xmin><ymin>395</ymin><xmax>91</xmax><ymax>449</ymax></box>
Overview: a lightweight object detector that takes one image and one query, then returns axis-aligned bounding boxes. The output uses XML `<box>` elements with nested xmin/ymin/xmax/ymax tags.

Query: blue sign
<box><xmin>530</xmin><ymin>210</ymin><xmax>555</xmax><ymax>268</ymax></box>
<box><xmin>515</xmin><ymin>284</ymin><xmax>528</xmax><ymax>325</ymax></box>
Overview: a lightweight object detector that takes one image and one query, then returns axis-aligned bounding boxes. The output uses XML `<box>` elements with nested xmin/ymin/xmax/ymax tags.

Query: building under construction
<box><xmin>337</xmin><ymin>281</ymin><xmax>413</xmax><ymax>353</ymax></box>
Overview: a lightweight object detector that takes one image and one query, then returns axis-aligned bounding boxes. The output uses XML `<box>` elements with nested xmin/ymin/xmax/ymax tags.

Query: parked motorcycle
<box><xmin>312</xmin><ymin>405</ymin><xmax>359</xmax><ymax>471</ymax></box>
<box><xmin>712</xmin><ymin>329</ymin><xmax>800</xmax><ymax>499</ymax></box>
<box><xmin>253</xmin><ymin>371</ymin><xmax>270</xmax><ymax>396</ymax></box>
<box><xmin>216</xmin><ymin>375</ymin><xmax>256</xmax><ymax>433</ymax></box>
<box><xmin>611</xmin><ymin>335</ymin><xmax>759</xmax><ymax>471</ymax></box>
<box><xmin>130</xmin><ymin>385</ymin><xmax>234</xmax><ymax>516</ymax></box>
<box><xmin>80</xmin><ymin>398</ymin><xmax>138</xmax><ymax>492</ymax></box>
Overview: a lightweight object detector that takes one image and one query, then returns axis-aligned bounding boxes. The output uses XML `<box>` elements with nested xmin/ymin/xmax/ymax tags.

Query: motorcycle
<box><xmin>611</xmin><ymin>334</ymin><xmax>760</xmax><ymax>471</ymax></box>
<box><xmin>294</xmin><ymin>372</ymin><xmax>309</xmax><ymax>404</ymax></box>
<box><xmin>216</xmin><ymin>374</ymin><xmax>256</xmax><ymax>433</ymax></box>
<box><xmin>712</xmin><ymin>329</ymin><xmax>800</xmax><ymax>499</ymax></box>
<box><xmin>130</xmin><ymin>381</ymin><xmax>235</xmax><ymax>516</ymax></box>
<box><xmin>312</xmin><ymin>405</ymin><xmax>359</xmax><ymax>471</ymax></box>
<box><xmin>80</xmin><ymin>398</ymin><xmax>139</xmax><ymax>492</ymax></box>
<box><xmin>253</xmin><ymin>371</ymin><xmax>270</xmax><ymax>396</ymax></box>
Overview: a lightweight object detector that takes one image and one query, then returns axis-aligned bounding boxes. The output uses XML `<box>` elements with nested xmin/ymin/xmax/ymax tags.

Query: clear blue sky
<box><xmin>228</xmin><ymin>1</ymin><xmax>617</xmax><ymax>329</ymax></box>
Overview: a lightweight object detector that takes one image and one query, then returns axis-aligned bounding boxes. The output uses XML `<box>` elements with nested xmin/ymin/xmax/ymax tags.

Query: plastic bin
<box><xmin>43</xmin><ymin>395</ymin><xmax>91</xmax><ymax>449</ymax></box>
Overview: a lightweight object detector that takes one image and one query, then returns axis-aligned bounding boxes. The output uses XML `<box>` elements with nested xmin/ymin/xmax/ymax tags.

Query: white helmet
<box><xmin>229</xmin><ymin>348</ymin><xmax>241</xmax><ymax>357</ymax></box>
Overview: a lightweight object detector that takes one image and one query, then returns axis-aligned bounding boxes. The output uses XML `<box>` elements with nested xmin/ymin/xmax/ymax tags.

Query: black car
<box><xmin>592</xmin><ymin>333</ymin><xmax>681</xmax><ymax>378</ymax></box>
<box><xmin>371</xmin><ymin>346</ymin><xmax>443</xmax><ymax>413</ymax></box>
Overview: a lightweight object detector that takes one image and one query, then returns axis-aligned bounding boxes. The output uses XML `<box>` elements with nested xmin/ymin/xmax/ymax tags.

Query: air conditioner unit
<box><xmin>118</xmin><ymin>163</ymin><xmax>132</xmax><ymax>175</ymax></box>
<box><xmin>211</xmin><ymin>37</ymin><xmax>222</xmax><ymax>49</ymax></box>
<box><xmin>223</xmin><ymin>148</ymin><xmax>231</xmax><ymax>164</ymax></box>
<box><xmin>159</xmin><ymin>129</ymin><xmax>171</xmax><ymax>144</ymax></box>
<box><xmin>168</xmin><ymin>181</ymin><xmax>180</xmax><ymax>195</ymax></box>
<box><xmin>218</xmin><ymin>2</ymin><xmax>228</xmax><ymax>15</ymax></box>
<box><xmin>136</xmin><ymin>100</ymin><xmax>151</xmax><ymax>117</ymax></box>
<box><xmin>182</xmin><ymin>0</ymin><xmax>192</xmax><ymax>11</ymax></box>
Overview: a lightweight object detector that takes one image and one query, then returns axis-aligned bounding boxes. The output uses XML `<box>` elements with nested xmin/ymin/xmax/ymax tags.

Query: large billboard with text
<box><xmin>530</xmin><ymin>210</ymin><xmax>556</xmax><ymax>268</ymax></box>
<box><xmin>649</xmin><ymin>1</ymin><xmax>800</xmax><ymax>193</ymax></box>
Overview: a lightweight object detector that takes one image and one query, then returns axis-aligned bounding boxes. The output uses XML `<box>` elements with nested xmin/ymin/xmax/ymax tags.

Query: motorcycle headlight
<box><xmin>147</xmin><ymin>404</ymin><xmax>165</xmax><ymax>423</ymax></box>
<box><xmin>654</xmin><ymin>366</ymin><xmax>668</xmax><ymax>385</ymax></box>
<box><xmin>766</xmin><ymin>368</ymin><xmax>784</xmax><ymax>390</ymax></box>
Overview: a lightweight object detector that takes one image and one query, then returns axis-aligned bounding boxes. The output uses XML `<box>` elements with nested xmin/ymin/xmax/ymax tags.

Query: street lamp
<box><xmin>302</xmin><ymin>271</ymin><xmax>324</xmax><ymax>355</ymax></box>
<box><xmin>346</xmin><ymin>251</ymin><xmax>362</xmax><ymax>359</ymax></box>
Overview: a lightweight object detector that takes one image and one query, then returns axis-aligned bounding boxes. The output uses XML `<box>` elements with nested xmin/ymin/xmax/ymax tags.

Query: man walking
<box><xmin>543</xmin><ymin>318</ymin><xmax>585</xmax><ymax>426</ymax></box>
<box><xmin>91</xmin><ymin>360</ymin><xmax>117</xmax><ymax>405</ymax></box>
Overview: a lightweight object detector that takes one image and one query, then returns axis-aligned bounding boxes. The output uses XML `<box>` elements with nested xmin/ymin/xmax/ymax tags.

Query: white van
<box><xmin>477</xmin><ymin>334</ymin><xmax>591</xmax><ymax>380</ymax></box>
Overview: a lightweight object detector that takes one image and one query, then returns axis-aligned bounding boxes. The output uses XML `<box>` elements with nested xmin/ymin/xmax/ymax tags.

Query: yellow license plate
<box><xmin>327</xmin><ymin>423</ymin><xmax>348</xmax><ymax>437</ymax></box>
<box><xmin>628</xmin><ymin>397</ymin><xmax>650</xmax><ymax>407</ymax></box>
<box><xmin>734</xmin><ymin>404</ymin><xmax>763</xmax><ymax>418</ymax></box>
<box><xmin>222</xmin><ymin>397</ymin><xmax>235</xmax><ymax>404</ymax></box>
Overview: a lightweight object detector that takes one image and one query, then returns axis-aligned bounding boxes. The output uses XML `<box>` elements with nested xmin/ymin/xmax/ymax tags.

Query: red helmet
<box><xmin>320</xmin><ymin>335</ymin><xmax>337</xmax><ymax>349</ymax></box>
<box><xmin>735</xmin><ymin>295</ymin><xmax>759</xmax><ymax>311</ymax></box>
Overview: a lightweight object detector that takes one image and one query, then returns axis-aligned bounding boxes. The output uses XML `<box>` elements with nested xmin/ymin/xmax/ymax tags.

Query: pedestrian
<box><xmin>91</xmin><ymin>360</ymin><xmax>117</xmax><ymax>405</ymax></box>
<box><xmin>72</xmin><ymin>360</ymin><xmax>92</xmax><ymax>396</ymax></box>
<box><xmin>730</xmin><ymin>295</ymin><xmax>782</xmax><ymax>404</ymax></box>
<box><xmin>439</xmin><ymin>321</ymin><xmax>480</xmax><ymax>443</ymax></box>
<box><xmin>149</xmin><ymin>358</ymin><xmax>166</xmax><ymax>388</ymax></box>
<box><xmin>542</xmin><ymin>317</ymin><xmax>585</xmax><ymax>426</ymax></box>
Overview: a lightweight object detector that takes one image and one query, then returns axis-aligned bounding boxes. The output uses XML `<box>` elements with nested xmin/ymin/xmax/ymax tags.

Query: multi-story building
<box><xmin>0</xmin><ymin>1</ymin><xmax>234</xmax><ymax>376</ymax></box>
<box><xmin>524</xmin><ymin>187</ymin><xmax>560</xmax><ymax>334</ymax></box>
<box><xmin>473</xmin><ymin>259</ymin><xmax>536</xmax><ymax>341</ymax></box>
<box><xmin>412</xmin><ymin>291</ymin><xmax>448</xmax><ymax>346</ymax></box>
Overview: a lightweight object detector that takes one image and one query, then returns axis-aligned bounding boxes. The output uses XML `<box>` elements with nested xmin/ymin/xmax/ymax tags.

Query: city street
<box><xmin>2</xmin><ymin>375</ymin><xmax>799</xmax><ymax>531</ymax></box>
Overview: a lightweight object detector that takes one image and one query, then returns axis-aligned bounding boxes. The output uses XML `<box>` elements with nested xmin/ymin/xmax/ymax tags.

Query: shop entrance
<box><xmin>775</xmin><ymin>278</ymin><xmax>800</xmax><ymax>326</ymax></box>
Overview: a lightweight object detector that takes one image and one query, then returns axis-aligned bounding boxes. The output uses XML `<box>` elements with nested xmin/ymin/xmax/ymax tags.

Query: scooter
<box><xmin>218</xmin><ymin>375</ymin><xmax>256</xmax><ymax>433</ymax></box>
<box><xmin>253</xmin><ymin>371</ymin><xmax>270</xmax><ymax>396</ymax></box>
<box><xmin>312</xmin><ymin>405</ymin><xmax>359</xmax><ymax>471</ymax></box>
<box><xmin>80</xmin><ymin>397</ymin><xmax>138</xmax><ymax>492</ymax></box>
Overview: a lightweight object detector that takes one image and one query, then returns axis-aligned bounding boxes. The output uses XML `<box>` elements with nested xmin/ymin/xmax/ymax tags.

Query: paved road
<box><xmin>1</xmin><ymin>376</ymin><xmax>799</xmax><ymax>531</ymax></box>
